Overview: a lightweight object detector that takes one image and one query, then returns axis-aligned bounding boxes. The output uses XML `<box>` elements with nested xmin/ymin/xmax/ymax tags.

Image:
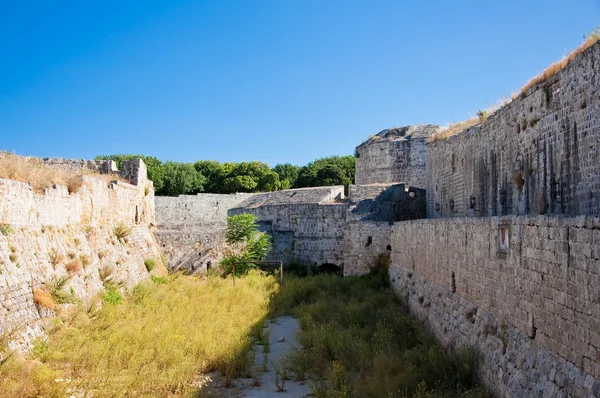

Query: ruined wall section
<box><xmin>427</xmin><ymin>41</ymin><xmax>600</xmax><ymax>218</ymax></box>
<box><xmin>355</xmin><ymin>125</ymin><xmax>439</xmax><ymax>188</ymax></box>
<box><xmin>0</xmin><ymin>160</ymin><xmax>163</xmax><ymax>352</ymax></box>
<box><xmin>390</xmin><ymin>216</ymin><xmax>600</xmax><ymax>397</ymax></box>
<box><xmin>154</xmin><ymin>193</ymin><xmax>255</xmax><ymax>273</ymax></box>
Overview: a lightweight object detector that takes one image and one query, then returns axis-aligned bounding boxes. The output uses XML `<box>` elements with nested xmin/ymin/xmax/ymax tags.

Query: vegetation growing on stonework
<box><xmin>220</xmin><ymin>213</ymin><xmax>272</xmax><ymax>276</ymax></box>
<box><xmin>0</xmin><ymin>223</ymin><xmax>13</xmax><ymax>236</ymax></box>
<box><xmin>429</xmin><ymin>25</ymin><xmax>600</xmax><ymax>144</ymax></box>
<box><xmin>0</xmin><ymin>151</ymin><xmax>119</xmax><ymax>194</ymax></box>
<box><xmin>96</xmin><ymin>154</ymin><xmax>356</xmax><ymax>196</ymax></box>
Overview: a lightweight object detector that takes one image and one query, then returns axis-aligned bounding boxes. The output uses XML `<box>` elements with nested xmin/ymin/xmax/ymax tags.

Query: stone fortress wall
<box><xmin>0</xmin><ymin>158</ymin><xmax>163</xmax><ymax>352</ymax></box>
<box><xmin>388</xmin><ymin>41</ymin><xmax>600</xmax><ymax>397</ymax></box>
<box><xmin>229</xmin><ymin>184</ymin><xmax>424</xmax><ymax>275</ymax></box>
<box><xmin>426</xmin><ymin>42</ymin><xmax>600</xmax><ymax>219</ymax></box>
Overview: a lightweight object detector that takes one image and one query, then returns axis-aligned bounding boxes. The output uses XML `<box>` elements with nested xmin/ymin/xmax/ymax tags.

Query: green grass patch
<box><xmin>272</xmin><ymin>269</ymin><xmax>487</xmax><ymax>397</ymax></box>
<box><xmin>144</xmin><ymin>258</ymin><xmax>156</xmax><ymax>272</ymax></box>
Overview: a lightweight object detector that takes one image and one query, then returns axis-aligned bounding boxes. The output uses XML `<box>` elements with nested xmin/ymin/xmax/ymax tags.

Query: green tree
<box><xmin>220</xmin><ymin>214</ymin><xmax>272</xmax><ymax>276</ymax></box>
<box><xmin>194</xmin><ymin>160</ymin><xmax>223</xmax><ymax>193</ymax></box>
<box><xmin>273</xmin><ymin>163</ymin><xmax>300</xmax><ymax>190</ymax></box>
<box><xmin>295</xmin><ymin>156</ymin><xmax>355</xmax><ymax>188</ymax></box>
<box><xmin>160</xmin><ymin>162</ymin><xmax>205</xmax><ymax>196</ymax></box>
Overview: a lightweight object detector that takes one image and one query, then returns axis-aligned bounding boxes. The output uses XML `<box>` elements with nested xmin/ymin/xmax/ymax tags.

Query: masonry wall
<box><xmin>342</xmin><ymin>221</ymin><xmax>392</xmax><ymax>276</ymax></box>
<box><xmin>355</xmin><ymin>125</ymin><xmax>439</xmax><ymax>188</ymax></box>
<box><xmin>230</xmin><ymin>203</ymin><xmax>348</xmax><ymax>267</ymax></box>
<box><xmin>427</xmin><ymin>41</ymin><xmax>600</xmax><ymax>218</ymax></box>
<box><xmin>0</xmin><ymin>163</ymin><xmax>163</xmax><ymax>352</ymax></box>
<box><xmin>390</xmin><ymin>216</ymin><xmax>600</xmax><ymax>397</ymax></box>
<box><xmin>154</xmin><ymin>193</ymin><xmax>255</xmax><ymax>273</ymax></box>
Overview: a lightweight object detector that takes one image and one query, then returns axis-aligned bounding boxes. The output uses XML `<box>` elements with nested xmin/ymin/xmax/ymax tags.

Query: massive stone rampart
<box><xmin>390</xmin><ymin>216</ymin><xmax>600</xmax><ymax>397</ymax></box>
<box><xmin>427</xmin><ymin>41</ymin><xmax>600</xmax><ymax>218</ymax></box>
<box><xmin>0</xmin><ymin>160</ymin><xmax>162</xmax><ymax>352</ymax></box>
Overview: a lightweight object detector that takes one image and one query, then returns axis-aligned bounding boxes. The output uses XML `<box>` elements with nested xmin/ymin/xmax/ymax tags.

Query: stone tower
<box><xmin>354</xmin><ymin>124</ymin><xmax>440</xmax><ymax>188</ymax></box>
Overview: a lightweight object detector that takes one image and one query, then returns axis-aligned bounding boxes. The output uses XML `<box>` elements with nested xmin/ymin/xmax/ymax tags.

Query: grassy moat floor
<box><xmin>0</xmin><ymin>268</ymin><xmax>487</xmax><ymax>397</ymax></box>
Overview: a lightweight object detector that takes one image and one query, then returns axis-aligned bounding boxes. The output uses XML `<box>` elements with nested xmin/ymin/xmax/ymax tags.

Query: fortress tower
<box><xmin>354</xmin><ymin>124</ymin><xmax>440</xmax><ymax>188</ymax></box>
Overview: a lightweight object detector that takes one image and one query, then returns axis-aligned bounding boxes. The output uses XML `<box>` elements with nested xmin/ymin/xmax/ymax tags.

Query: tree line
<box><xmin>95</xmin><ymin>154</ymin><xmax>355</xmax><ymax>196</ymax></box>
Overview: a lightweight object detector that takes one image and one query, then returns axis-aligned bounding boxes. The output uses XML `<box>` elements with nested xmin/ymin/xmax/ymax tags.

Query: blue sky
<box><xmin>1</xmin><ymin>1</ymin><xmax>599</xmax><ymax>166</ymax></box>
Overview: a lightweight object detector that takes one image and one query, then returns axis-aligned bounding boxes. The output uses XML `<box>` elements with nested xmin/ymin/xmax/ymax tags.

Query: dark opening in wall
<box><xmin>469</xmin><ymin>196</ymin><xmax>477</xmax><ymax>210</ymax></box>
<box><xmin>386</xmin><ymin>245</ymin><xmax>392</xmax><ymax>251</ymax></box>
<box><xmin>316</xmin><ymin>263</ymin><xmax>342</xmax><ymax>275</ymax></box>
<box><xmin>451</xmin><ymin>272</ymin><xmax>456</xmax><ymax>293</ymax></box>
<box><xmin>206</xmin><ymin>261</ymin><xmax>212</xmax><ymax>270</ymax></box>
<box><xmin>366</xmin><ymin>236</ymin><xmax>373</xmax><ymax>247</ymax></box>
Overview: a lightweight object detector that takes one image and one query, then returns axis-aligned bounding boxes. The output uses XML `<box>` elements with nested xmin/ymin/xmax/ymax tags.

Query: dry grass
<box><xmin>32</xmin><ymin>288</ymin><xmax>57</xmax><ymax>311</ymax></box>
<box><xmin>429</xmin><ymin>99</ymin><xmax>508</xmax><ymax>143</ymax></box>
<box><xmin>1</xmin><ymin>272</ymin><xmax>277</xmax><ymax>397</ymax></box>
<box><xmin>429</xmin><ymin>117</ymin><xmax>480</xmax><ymax>143</ymax></box>
<box><xmin>65</xmin><ymin>258</ymin><xmax>82</xmax><ymax>274</ymax></box>
<box><xmin>429</xmin><ymin>33</ymin><xmax>600</xmax><ymax>144</ymax></box>
<box><xmin>0</xmin><ymin>151</ymin><xmax>122</xmax><ymax>194</ymax></box>
<box><xmin>113</xmin><ymin>223</ymin><xmax>131</xmax><ymax>241</ymax></box>
<box><xmin>519</xmin><ymin>34</ymin><xmax>600</xmax><ymax>96</ymax></box>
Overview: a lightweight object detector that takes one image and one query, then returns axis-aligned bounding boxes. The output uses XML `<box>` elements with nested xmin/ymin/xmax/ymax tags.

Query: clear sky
<box><xmin>1</xmin><ymin>1</ymin><xmax>599</xmax><ymax>166</ymax></box>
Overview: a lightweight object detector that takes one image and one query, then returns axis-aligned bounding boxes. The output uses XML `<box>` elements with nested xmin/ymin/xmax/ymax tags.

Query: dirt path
<box><xmin>242</xmin><ymin>316</ymin><xmax>311</xmax><ymax>397</ymax></box>
<box><xmin>202</xmin><ymin>316</ymin><xmax>311</xmax><ymax>397</ymax></box>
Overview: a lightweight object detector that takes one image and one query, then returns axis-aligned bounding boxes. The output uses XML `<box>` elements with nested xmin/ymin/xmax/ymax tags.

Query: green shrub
<box><xmin>102</xmin><ymin>283</ymin><xmax>123</xmax><ymax>305</ymax></box>
<box><xmin>0</xmin><ymin>224</ymin><xmax>13</xmax><ymax>236</ymax></box>
<box><xmin>113</xmin><ymin>223</ymin><xmax>131</xmax><ymax>241</ymax></box>
<box><xmin>144</xmin><ymin>258</ymin><xmax>156</xmax><ymax>272</ymax></box>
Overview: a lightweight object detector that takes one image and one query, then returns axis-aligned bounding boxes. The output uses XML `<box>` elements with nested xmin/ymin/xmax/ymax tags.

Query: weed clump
<box><xmin>113</xmin><ymin>223</ymin><xmax>131</xmax><ymax>241</ymax></box>
<box><xmin>144</xmin><ymin>258</ymin><xmax>156</xmax><ymax>272</ymax></box>
<box><xmin>0</xmin><ymin>224</ymin><xmax>13</xmax><ymax>236</ymax></box>
<box><xmin>273</xmin><ymin>268</ymin><xmax>484</xmax><ymax>397</ymax></box>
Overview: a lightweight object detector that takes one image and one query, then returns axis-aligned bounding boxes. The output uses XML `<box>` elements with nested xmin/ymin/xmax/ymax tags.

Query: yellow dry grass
<box><xmin>32</xmin><ymin>288</ymin><xmax>57</xmax><ymax>311</ymax></box>
<box><xmin>519</xmin><ymin>34</ymin><xmax>600</xmax><ymax>96</ymax></box>
<box><xmin>429</xmin><ymin>117</ymin><xmax>480</xmax><ymax>143</ymax></box>
<box><xmin>430</xmin><ymin>33</ymin><xmax>600</xmax><ymax>144</ymax></box>
<box><xmin>1</xmin><ymin>272</ymin><xmax>277</xmax><ymax>398</ymax></box>
<box><xmin>429</xmin><ymin>99</ymin><xmax>508</xmax><ymax>143</ymax></box>
<box><xmin>64</xmin><ymin>258</ymin><xmax>83</xmax><ymax>274</ymax></box>
<box><xmin>0</xmin><ymin>152</ymin><xmax>121</xmax><ymax>194</ymax></box>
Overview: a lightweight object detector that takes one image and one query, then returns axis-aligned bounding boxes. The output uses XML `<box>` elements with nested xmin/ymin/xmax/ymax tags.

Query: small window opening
<box><xmin>366</xmin><ymin>236</ymin><xmax>373</xmax><ymax>247</ymax></box>
<box><xmin>386</xmin><ymin>245</ymin><xmax>392</xmax><ymax>251</ymax></box>
<box><xmin>451</xmin><ymin>272</ymin><xmax>456</xmax><ymax>293</ymax></box>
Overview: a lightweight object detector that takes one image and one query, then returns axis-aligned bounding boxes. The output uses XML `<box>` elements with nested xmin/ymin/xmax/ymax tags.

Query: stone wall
<box><xmin>342</xmin><ymin>221</ymin><xmax>392</xmax><ymax>276</ymax></box>
<box><xmin>229</xmin><ymin>187</ymin><xmax>348</xmax><ymax>266</ymax></box>
<box><xmin>0</xmin><ymin>160</ymin><xmax>163</xmax><ymax>352</ymax></box>
<box><xmin>390</xmin><ymin>216</ymin><xmax>600</xmax><ymax>397</ymax></box>
<box><xmin>228</xmin><ymin>184</ymin><xmax>424</xmax><ymax>274</ymax></box>
<box><xmin>355</xmin><ymin>125</ymin><xmax>439</xmax><ymax>188</ymax></box>
<box><xmin>154</xmin><ymin>193</ymin><xmax>255</xmax><ymax>273</ymax></box>
<box><xmin>427</xmin><ymin>41</ymin><xmax>600</xmax><ymax>218</ymax></box>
